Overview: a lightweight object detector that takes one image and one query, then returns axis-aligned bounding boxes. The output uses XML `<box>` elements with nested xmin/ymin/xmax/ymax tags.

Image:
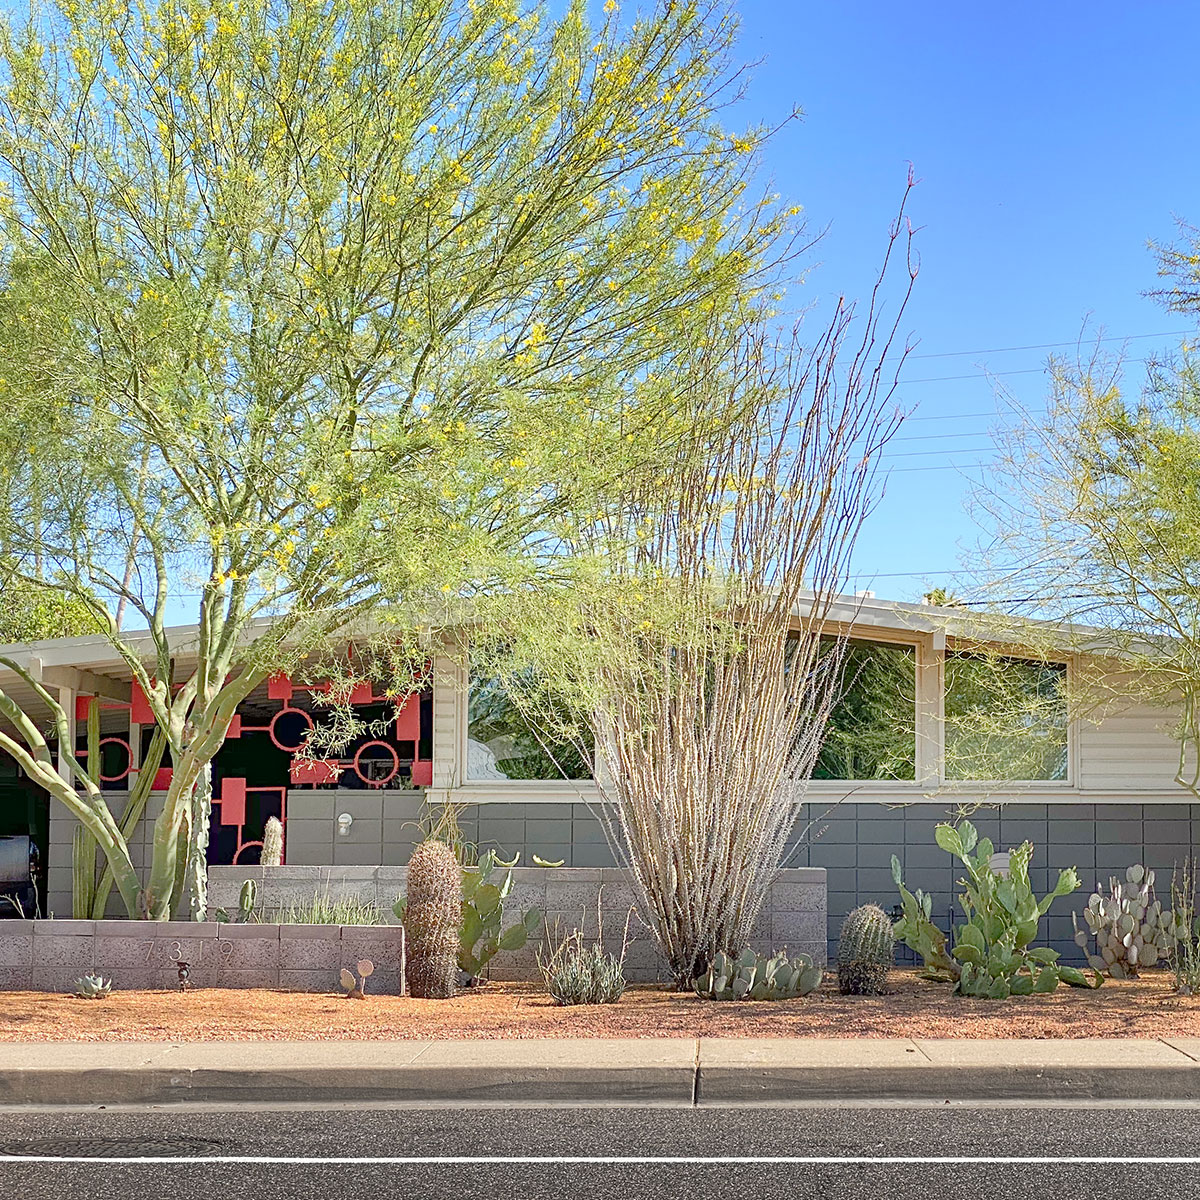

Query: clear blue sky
<box><xmin>728</xmin><ymin>1</ymin><xmax>1200</xmax><ymax>602</ymax></box>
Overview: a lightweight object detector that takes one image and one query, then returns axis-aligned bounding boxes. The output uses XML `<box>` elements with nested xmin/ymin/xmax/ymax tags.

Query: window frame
<box><xmin>805</xmin><ymin>629</ymin><xmax>925</xmax><ymax>791</ymax></box>
<box><xmin>460</xmin><ymin>655</ymin><xmax>595</xmax><ymax>788</ymax></box>
<box><xmin>936</xmin><ymin>644</ymin><xmax>1074</xmax><ymax>789</ymax></box>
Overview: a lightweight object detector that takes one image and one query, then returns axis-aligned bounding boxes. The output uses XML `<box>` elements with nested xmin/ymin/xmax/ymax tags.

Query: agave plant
<box><xmin>72</xmin><ymin>973</ymin><xmax>112</xmax><ymax>999</ymax></box>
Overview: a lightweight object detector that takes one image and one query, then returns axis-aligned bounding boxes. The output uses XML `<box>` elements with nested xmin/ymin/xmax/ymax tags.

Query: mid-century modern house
<box><xmin>0</xmin><ymin>593</ymin><xmax>1193</xmax><ymax>961</ymax></box>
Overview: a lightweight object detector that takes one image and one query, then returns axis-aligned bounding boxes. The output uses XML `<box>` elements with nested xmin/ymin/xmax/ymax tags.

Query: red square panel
<box><xmin>289</xmin><ymin>759</ymin><xmax>341</xmax><ymax>786</ymax></box>
<box><xmin>410</xmin><ymin>760</ymin><xmax>433</xmax><ymax>787</ymax></box>
<box><xmin>151</xmin><ymin>766</ymin><xmax>173</xmax><ymax>791</ymax></box>
<box><xmin>75</xmin><ymin>695</ymin><xmax>93</xmax><ymax>722</ymax></box>
<box><xmin>394</xmin><ymin>696</ymin><xmax>420</xmax><ymax>741</ymax></box>
<box><xmin>348</xmin><ymin>682</ymin><xmax>373</xmax><ymax>705</ymax></box>
<box><xmin>267</xmin><ymin>672</ymin><xmax>293</xmax><ymax>701</ymax></box>
<box><xmin>130</xmin><ymin>680</ymin><xmax>154</xmax><ymax>725</ymax></box>
<box><xmin>220</xmin><ymin>777</ymin><xmax>247</xmax><ymax>826</ymax></box>
<box><xmin>226</xmin><ymin>714</ymin><xmax>242</xmax><ymax>738</ymax></box>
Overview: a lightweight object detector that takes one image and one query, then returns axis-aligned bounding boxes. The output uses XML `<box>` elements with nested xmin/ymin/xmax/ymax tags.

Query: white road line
<box><xmin>2</xmin><ymin>1155</ymin><xmax>1200</xmax><ymax>1165</ymax></box>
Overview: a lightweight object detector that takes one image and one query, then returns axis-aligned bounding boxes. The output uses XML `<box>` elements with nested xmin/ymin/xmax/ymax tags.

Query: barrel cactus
<box><xmin>404</xmin><ymin>839</ymin><xmax>463</xmax><ymax>999</ymax></box>
<box><xmin>694</xmin><ymin>948</ymin><xmax>822</xmax><ymax>1001</ymax></box>
<box><xmin>837</xmin><ymin>904</ymin><xmax>895</xmax><ymax>995</ymax></box>
<box><xmin>1073</xmin><ymin>864</ymin><xmax>1183</xmax><ymax>978</ymax></box>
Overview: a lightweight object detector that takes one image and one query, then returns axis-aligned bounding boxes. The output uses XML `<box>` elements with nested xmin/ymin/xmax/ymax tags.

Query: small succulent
<box><xmin>694</xmin><ymin>948</ymin><xmax>823</xmax><ymax>1001</ymax></box>
<box><xmin>72</xmin><ymin>973</ymin><xmax>112</xmax><ymax>999</ymax></box>
<box><xmin>339</xmin><ymin>959</ymin><xmax>374</xmax><ymax>999</ymax></box>
<box><xmin>537</xmin><ymin>931</ymin><xmax>626</xmax><ymax>1005</ymax></box>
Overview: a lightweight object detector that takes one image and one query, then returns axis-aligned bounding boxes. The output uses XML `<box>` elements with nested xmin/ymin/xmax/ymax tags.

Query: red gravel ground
<box><xmin>2</xmin><ymin>970</ymin><xmax>1199</xmax><ymax>1040</ymax></box>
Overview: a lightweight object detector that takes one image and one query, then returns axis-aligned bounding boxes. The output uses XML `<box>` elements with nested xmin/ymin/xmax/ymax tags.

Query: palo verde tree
<box><xmin>968</xmin><ymin>216</ymin><xmax>1200</xmax><ymax>794</ymax></box>
<box><xmin>472</xmin><ymin>179</ymin><xmax>919</xmax><ymax>985</ymax></box>
<box><xmin>0</xmin><ymin>0</ymin><xmax>797</xmax><ymax>918</ymax></box>
<box><xmin>973</xmin><ymin>336</ymin><xmax>1200</xmax><ymax>794</ymax></box>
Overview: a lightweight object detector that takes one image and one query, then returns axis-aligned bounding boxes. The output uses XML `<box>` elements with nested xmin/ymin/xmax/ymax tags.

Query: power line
<box><xmin>883</xmin><ymin>461</ymin><xmax>990</xmax><ymax>473</ymax></box>
<box><xmin>905</xmin><ymin>329</ymin><xmax>1192</xmax><ymax>361</ymax></box>
<box><xmin>881</xmin><ymin>444</ymin><xmax>994</xmax><ymax>459</ymax></box>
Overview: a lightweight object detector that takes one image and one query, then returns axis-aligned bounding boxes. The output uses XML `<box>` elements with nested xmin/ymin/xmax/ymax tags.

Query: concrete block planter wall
<box><xmin>1</xmin><ymin>920</ymin><xmax>402</xmax><ymax>994</ymax></box>
<box><xmin>210</xmin><ymin>864</ymin><xmax>828</xmax><ymax>984</ymax></box>
<box><xmin>7</xmin><ymin>866</ymin><xmax>826</xmax><ymax>991</ymax></box>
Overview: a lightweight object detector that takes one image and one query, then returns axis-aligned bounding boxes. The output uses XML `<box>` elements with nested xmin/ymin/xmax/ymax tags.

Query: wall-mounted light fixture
<box><xmin>336</xmin><ymin>812</ymin><xmax>354</xmax><ymax>837</ymax></box>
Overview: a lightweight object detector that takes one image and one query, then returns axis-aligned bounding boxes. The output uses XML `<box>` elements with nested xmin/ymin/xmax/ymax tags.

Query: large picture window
<box><xmin>943</xmin><ymin>652</ymin><xmax>1068</xmax><ymax>782</ymax></box>
<box><xmin>813</xmin><ymin>638</ymin><xmax>917</xmax><ymax>781</ymax></box>
<box><xmin>466</xmin><ymin>667</ymin><xmax>592</xmax><ymax>782</ymax></box>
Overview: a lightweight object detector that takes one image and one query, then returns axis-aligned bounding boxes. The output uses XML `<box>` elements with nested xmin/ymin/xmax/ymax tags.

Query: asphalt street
<box><xmin>2</xmin><ymin>1102</ymin><xmax>1200</xmax><ymax>1199</ymax></box>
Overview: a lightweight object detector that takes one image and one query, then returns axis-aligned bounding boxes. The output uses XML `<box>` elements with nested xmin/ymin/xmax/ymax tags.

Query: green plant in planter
<box><xmin>459</xmin><ymin>850</ymin><xmax>542</xmax><ymax>979</ymax></box>
<box><xmin>892</xmin><ymin>819</ymin><xmax>1101</xmax><ymax>998</ymax></box>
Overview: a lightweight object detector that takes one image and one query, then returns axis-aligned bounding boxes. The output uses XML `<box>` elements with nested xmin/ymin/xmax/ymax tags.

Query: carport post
<box><xmin>56</xmin><ymin>684</ymin><xmax>75</xmax><ymax>785</ymax></box>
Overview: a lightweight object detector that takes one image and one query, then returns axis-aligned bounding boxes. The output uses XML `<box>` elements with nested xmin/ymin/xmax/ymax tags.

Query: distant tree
<box><xmin>0</xmin><ymin>0</ymin><xmax>797</xmax><ymax>918</ymax></box>
<box><xmin>0</xmin><ymin>565</ymin><xmax>95</xmax><ymax>643</ymax></box>
<box><xmin>974</xmin><ymin>227</ymin><xmax>1200</xmax><ymax>792</ymax></box>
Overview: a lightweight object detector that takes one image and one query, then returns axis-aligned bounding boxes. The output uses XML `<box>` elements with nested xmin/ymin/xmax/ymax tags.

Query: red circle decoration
<box><xmin>269</xmin><ymin>706</ymin><xmax>314</xmax><ymax>753</ymax></box>
<box><xmin>352</xmin><ymin>740</ymin><xmax>400</xmax><ymax>788</ymax></box>
<box><xmin>234</xmin><ymin>839</ymin><xmax>262</xmax><ymax>864</ymax></box>
<box><xmin>97</xmin><ymin>737</ymin><xmax>133</xmax><ymax>783</ymax></box>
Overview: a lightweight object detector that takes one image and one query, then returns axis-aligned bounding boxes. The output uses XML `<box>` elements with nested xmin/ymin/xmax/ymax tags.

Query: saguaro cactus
<box><xmin>404</xmin><ymin>840</ymin><xmax>463</xmax><ymax>999</ymax></box>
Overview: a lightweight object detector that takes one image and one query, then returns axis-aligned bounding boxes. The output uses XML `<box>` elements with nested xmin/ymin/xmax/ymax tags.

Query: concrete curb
<box><xmin>0</xmin><ymin>1040</ymin><xmax>698</xmax><ymax>1107</ymax></box>
<box><xmin>0</xmin><ymin>1038</ymin><xmax>1197</xmax><ymax>1106</ymax></box>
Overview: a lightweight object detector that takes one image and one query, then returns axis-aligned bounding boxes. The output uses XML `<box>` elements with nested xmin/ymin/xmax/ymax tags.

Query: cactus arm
<box><xmin>0</xmin><ymin>683</ymin><xmax>141</xmax><ymax>918</ymax></box>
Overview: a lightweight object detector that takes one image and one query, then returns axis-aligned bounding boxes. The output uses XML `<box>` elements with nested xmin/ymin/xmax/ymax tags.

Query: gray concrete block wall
<box><xmin>209</xmin><ymin>865</ymin><xmax>828</xmax><ymax>983</ymax></box>
<box><xmin>42</xmin><ymin>788</ymin><xmax>1200</xmax><ymax>971</ymax></box>
<box><xmin>0</xmin><ymin>920</ymin><xmax>404</xmax><ymax>993</ymax></box>
<box><xmin>805</xmin><ymin>800</ymin><xmax>1200</xmax><ymax>965</ymax></box>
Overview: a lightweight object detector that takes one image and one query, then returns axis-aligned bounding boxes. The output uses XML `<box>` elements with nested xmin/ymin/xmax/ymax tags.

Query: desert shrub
<box><xmin>278</xmin><ymin>892</ymin><xmax>383</xmax><ymax>925</ymax></box>
<box><xmin>538</xmin><ymin>931</ymin><xmax>627</xmax><ymax>1005</ymax></box>
<box><xmin>1171</xmin><ymin>859</ymin><xmax>1200</xmax><ymax>996</ymax></box>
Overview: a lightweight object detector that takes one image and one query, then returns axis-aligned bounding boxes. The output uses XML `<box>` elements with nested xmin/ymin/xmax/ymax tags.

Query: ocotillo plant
<box><xmin>404</xmin><ymin>840</ymin><xmax>462</xmax><ymax>999</ymax></box>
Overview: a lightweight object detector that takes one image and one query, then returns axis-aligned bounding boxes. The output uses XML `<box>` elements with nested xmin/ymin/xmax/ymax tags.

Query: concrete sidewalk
<box><xmin>1</xmin><ymin>1038</ymin><xmax>1199</xmax><ymax>1106</ymax></box>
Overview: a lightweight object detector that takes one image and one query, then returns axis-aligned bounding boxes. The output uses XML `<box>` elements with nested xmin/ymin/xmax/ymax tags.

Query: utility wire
<box><xmin>903</xmin><ymin>329</ymin><xmax>1192</xmax><ymax>361</ymax></box>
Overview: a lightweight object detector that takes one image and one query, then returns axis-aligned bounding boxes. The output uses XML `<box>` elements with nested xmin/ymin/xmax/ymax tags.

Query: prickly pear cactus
<box><xmin>693</xmin><ymin>948</ymin><xmax>823</xmax><ymax>1001</ymax></box>
<box><xmin>404</xmin><ymin>840</ymin><xmax>462</xmax><ymax>999</ymax></box>
<box><xmin>1073</xmin><ymin>864</ymin><xmax>1184</xmax><ymax>978</ymax></box>
<box><xmin>460</xmin><ymin>849</ymin><xmax>542</xmax><ymax>979</ymax></box>
<box><xmin>837</xmin><ymin>904</ymin><xmax>895</xmax><ymax>995</ymax></box>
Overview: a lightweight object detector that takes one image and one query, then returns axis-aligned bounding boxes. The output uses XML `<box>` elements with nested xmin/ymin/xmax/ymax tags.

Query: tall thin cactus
<box><xmin>261</xmin><ymin>816</ymin><xmax>284</xmax><ymax>867</ymax></box>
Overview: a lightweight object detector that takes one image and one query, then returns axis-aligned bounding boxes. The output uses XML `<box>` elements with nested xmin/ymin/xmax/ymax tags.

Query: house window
<box><xmin>943</xmin><ymin>652</ymin><xmax>1068</xmax><ymax>782</ymax></box>
<box><xmin>813</xmin><ymin>638</ymin><xmax>917</xmax><ymax>781</ymax></box>
<box><xmin>466</xmin><ymin>666</ymin><xmax>592</xmax><ymax>782</ymax></box>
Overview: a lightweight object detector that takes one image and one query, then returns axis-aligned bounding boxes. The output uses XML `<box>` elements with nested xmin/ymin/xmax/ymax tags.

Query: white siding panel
<box><xmin>1076</xmin><ymin>701</ymin><xmax>1183</xmax><ymax>793</ymax></box>
<box><xmin>430</xmin><ymin>655</ymin><xmax>460</xmax><ymax>792</ymax></box>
